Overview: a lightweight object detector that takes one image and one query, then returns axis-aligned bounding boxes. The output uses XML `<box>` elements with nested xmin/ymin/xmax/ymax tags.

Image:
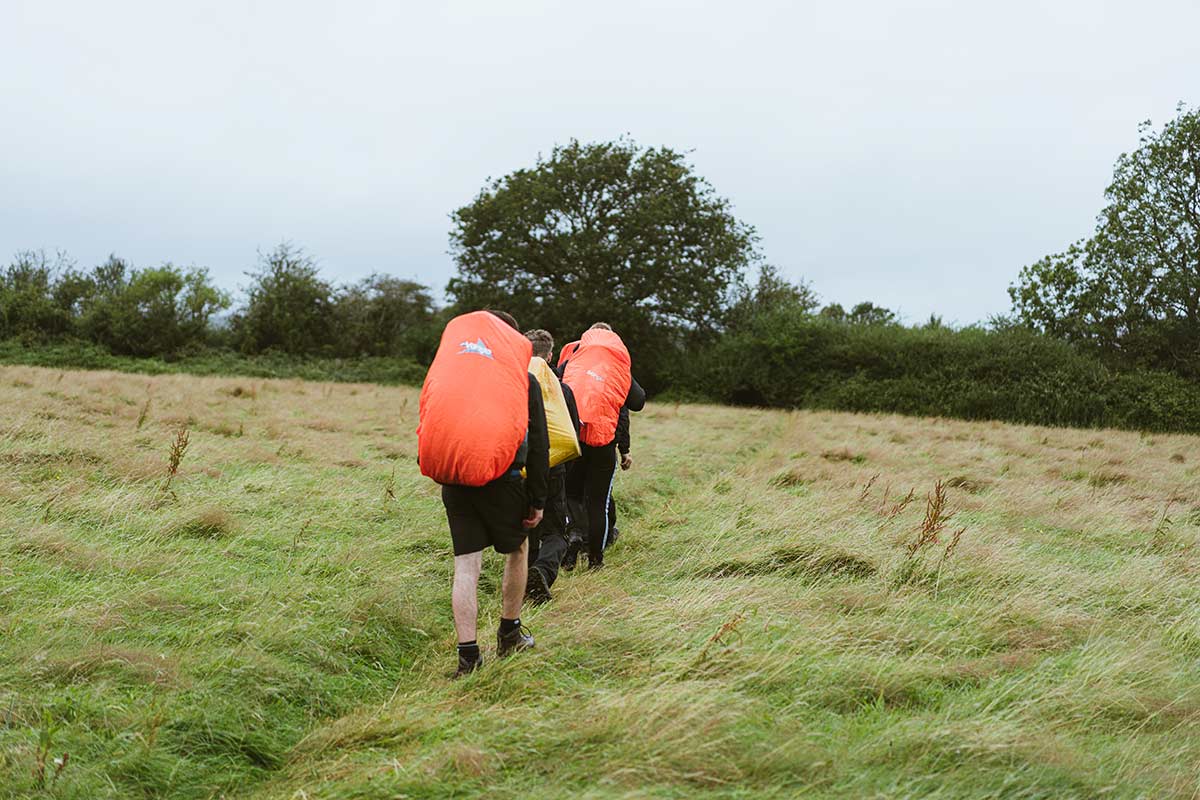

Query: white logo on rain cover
<box><xmin>458</xmin><ymin>338</ymin><xmax>494</xmax><ymax>359</ymax></box>
<box><xmin>586</xmin><ymin>369</ymin><xmax>605</xmax><ymax>382</ymax></box>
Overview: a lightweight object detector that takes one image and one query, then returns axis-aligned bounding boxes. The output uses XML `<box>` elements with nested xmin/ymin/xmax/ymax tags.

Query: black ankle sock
<box><xmin>498</xmin><ymin>617</ymin><xmax>520</xmax><ymax>635</ymax></box>
<box><xmin>457</xmin><ymin>641</ymin><xmax>480</xmax><ymax>661</ymax></box>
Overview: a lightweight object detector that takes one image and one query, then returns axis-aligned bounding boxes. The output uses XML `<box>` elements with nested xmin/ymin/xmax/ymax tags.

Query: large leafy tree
<box><xmin>447</xmin><ymin>139</ymin><xmax>760</xmax><ymax>382</ymax></box>
<box><xmin>1011</xmin><ymin>105</ymin><xmax>1200</xmax><ymax>376</ymax></box>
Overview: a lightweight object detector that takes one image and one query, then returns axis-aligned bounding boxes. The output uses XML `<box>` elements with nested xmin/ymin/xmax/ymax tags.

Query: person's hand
<box><xmin>522</xmin><ymin>507</ymin><xmax>544</xmax><ymax>529</ymax></box>
<box><xmin>621</xmin><ymin>453</ymin><xmax>633</xmax><ymax>471</ymax></box>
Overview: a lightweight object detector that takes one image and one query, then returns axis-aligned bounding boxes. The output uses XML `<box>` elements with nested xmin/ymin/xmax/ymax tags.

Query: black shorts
<box><xmin>442</xmin><ymin>478</ymin><xmax>529</xmax><ymax>556</ymax></box>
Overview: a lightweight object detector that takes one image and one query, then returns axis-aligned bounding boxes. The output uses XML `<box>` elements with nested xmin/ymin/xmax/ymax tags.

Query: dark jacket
<box><xmin>505</xmin><ymin>373</ymin><xmax>549</xmax><ymax>509</ymax></box>
<box><xmin>561</xmin><ymin>381</ymin><xmax>582</xmax><ymax>436</ymax></box>
<box><xmin>616</xmin><ymin>377</ymin><xmax>645</xmax><ymax>453</ymax></box>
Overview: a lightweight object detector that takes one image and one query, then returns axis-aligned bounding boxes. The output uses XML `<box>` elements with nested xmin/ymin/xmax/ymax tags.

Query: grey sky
<box><xmin>3</xmin><ymin>0</ymin><xmax>1197</xmax><ymax>325</ymax></box>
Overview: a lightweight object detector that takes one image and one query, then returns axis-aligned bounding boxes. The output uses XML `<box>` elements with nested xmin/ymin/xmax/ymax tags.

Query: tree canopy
<box><xmin>1011</xmin><ymin>105</ymin><xmax>1200</xmax><ymax>377</ymax></box>
<box><xmin>446</xmin><ymin>139</ymin><xmax>761</xmax><ymax>381</ymax></box>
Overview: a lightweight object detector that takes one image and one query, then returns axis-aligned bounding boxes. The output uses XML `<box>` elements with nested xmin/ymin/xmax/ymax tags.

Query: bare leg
<box><xmin>452</xmin><ymin>551</ymin><xmax>483</xmax><ymax>643</ymax></box>
<box><xmin>501</xmin><ymin>539</ymin><xmax>528</xmax><ymax>620</ymax></box>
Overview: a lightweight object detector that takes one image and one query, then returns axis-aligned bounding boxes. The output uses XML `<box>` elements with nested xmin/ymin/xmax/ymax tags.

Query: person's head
<box><xmin>525</xmin><ymin>329</ymin><xmax>554</xmax><ymax>361</ymax></box>
<box><xmin>487</xmin><ymin>309</ymin><xmax>519</xmax><ymax>330</ymax></box>
<box><xmin>589</xmin><ymin>322</ymin><xmax>613</xmax><ymax>332</ymax></box>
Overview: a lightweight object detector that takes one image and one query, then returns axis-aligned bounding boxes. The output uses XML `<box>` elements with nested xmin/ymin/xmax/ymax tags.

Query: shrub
<box><xmin>231</xmin><ymin>244</ymin><xmax>336</xmax><ymax>356</ymax></box>
<box><xmin>332</xmin><ymin>275</ymin><xmax>438</xmax><ymax>360</ymax></box>
<box><xmin>676</xmin><ymin>308</ymin><xmax>1200</xmax><ymax>433</ymax></box>
<box><xmin>79</xmin><ymin>258</ymin><xmax>230</xmax><ymax>356</ymax></box>
<box><xmin>0</xmin><ymin>251</ymin><xmax>78</xmax><ymax>341</ymax></box>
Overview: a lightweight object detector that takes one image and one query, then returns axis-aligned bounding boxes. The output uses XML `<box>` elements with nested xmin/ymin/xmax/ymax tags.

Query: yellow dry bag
<box><xmin>529</xmin><ymin>356</ymin><xmax>582</xmax><ymax>468</ymax></box>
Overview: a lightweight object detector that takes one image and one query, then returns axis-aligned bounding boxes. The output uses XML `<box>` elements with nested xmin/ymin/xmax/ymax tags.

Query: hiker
<box><xmin>523</xmin><ymin>329</ymin><xmax>582</xmax><ymax>604</ymax></box>
<box><xmin>416</xmin><ymin>309</ymin><xmax>549</xmax><ymax>677</ymax></box>
<box><xmin>561</xmin><ymin>323</ymin><xmax>645</xmax><ymax>569</ymax></box>
<box><xmin>557</xmin><ymin>335</ymin><xmax>641</xmax><ymax>561</ymax></box>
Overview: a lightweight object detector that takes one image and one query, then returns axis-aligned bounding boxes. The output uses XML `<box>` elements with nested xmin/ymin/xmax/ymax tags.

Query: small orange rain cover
<box><xmin>556</xmin><ymin>340</ymin><xmax>580</xmax><ymax>370</ymax></box>
<box><xmin>562</xmin><ymin>329</ymin><xmax>632</xmax><ymax>447</ymax></box>
<box><xmin>417</xmin><ymin>311</ymin><xmax>533</xmax><ymax>486</ymax></box>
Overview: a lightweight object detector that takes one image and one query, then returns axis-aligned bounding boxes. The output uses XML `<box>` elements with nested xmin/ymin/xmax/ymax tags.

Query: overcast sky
<box><xmin>2</xmin><ymin>0</ymin><xmax>1197</xmax><ymax>324</ymax></box>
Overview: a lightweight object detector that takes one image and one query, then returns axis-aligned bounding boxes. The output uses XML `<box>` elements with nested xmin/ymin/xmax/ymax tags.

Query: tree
<box><xmin>0</xmin><ymin>251</ymin><xmax>77</xmax><ymax>339</ymax></box>
<box><xmin>818</xmin><ymin>301</ymin><xmax>897</xmax><ymax>326</ymax></box>
<box><xmin>447</xmin><ymin>138</ymin><xmax>761</xmax><ymax>384</ymax></box>
<box><xmin>334</xmin><ymin>274</ymin><xmax>437</xmax><ymax>359</ymax></box>
<box><xmin>1011</xmin><ymin>104</ymin><xmax>1200</xmax><ymax>377</ymax></box>
<box><xmin>233</xmin><ymin>244</ymin><xmax>335</xmax><ymax>355</ymax></box>
<box><xmin>727</xmin><ymin>264</ymin><xmax>819</xmax><ymax>329</ymax></box>
<box><xmin>79</xmin><ymin>256</ymin><xmax>230</xmax><ymax>356</ymax></box>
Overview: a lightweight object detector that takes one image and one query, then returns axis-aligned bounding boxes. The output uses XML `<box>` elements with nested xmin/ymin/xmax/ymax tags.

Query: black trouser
<box><xmin>528</xmin><ymin>469</ymin><xmax>570</xmax><ymax>586</ymax></box>
<box><xmin>565</xmin><ymin>442</ymin><xmax>617</xmax><ymax>565</ymax></box>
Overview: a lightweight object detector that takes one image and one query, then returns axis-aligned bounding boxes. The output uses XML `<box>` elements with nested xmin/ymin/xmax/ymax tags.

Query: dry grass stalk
<box><xmin>384</xmin><ymin>465</ymin><xmax>397</xmax><ymax>504</ymax></box>
<box><xmin>292</xmin><ymin>518</ymin><xmax>313</xmax><ymax>558</ymax></box>
<box><xmin>881</xmin><ymin>488</ymin><xmax>917</xmax><ymax>525</ymax></box>
<box><xmin>859</xmin><ymin>473</ymin><xmax>880</xmax><ymax>501</ymax></box>
<box><xmin>160</xmin><ymin>428</ymin><xmax>190</xmax><ymax>497</ymax></box>
<box><xmin>907</xmin><ymin>480</ymin><xmax>955</xmax><ymax>556</ymax></box>
<box><xmin>894</xmin><ymin>481</ymin><xmax>969</xmax><ymax>589</ymax></box>
<box><xmin>136</xmin><ymin>389</ymin><xmax>152</xmax><ymax>430</ymax></box>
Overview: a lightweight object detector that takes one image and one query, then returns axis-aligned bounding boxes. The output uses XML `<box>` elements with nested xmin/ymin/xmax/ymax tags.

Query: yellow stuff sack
<box><xmin>529</xmin><ymin>356</ymin><xmax>582</xmax><ymax>468</ymax></box>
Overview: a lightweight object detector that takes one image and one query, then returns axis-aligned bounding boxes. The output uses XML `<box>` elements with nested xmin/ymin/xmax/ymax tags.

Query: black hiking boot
<box><xmin>561</xmin><ymin>538</ymin><xmax>581</xmax><ymax>572</ymax></box>
<box><xmin>587</xmin><ymin>555</ymin><xmax>604</xmax><ymax>571</ymax></box>
<box><xmin>607</xmin><ymin>526</ymin><xmax>620</xmax><ymax>548</ymax></box>
<box><xmin>525</xmin><ymin>565</ymin><xmax>552</xmax><ymax>605</ymax></box>
<box><xmin>497</xmin><ymin>623</ymin><xmax>535</xmax><ymax>657</ymax></box>
<box><xmin>454</xmin><ymin>653</ymin><xmax>482</xmax><ymax>678</ymax></box>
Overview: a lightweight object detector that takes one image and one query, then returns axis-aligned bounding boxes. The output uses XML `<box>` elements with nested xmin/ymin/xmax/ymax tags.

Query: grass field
<box><xmin>2</xmin><ymin>365</ymin><xmax>1200</xmax><ymax>799</ymax></box>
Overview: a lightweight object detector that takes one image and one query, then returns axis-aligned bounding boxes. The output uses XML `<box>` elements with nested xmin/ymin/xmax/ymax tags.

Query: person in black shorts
<box><xmin>442</xmin><ymin>310</ymin><xmax>550</xmax><ymax>677</ymax></box>
<box><xmin>522</xmin><ymin>329</ymin><xmax>580</xmax><ymax>604</ymax></box>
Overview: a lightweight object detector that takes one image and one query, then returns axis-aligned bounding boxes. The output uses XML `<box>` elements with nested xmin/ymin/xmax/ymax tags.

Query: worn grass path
<box><xmin>2</xmin><ymin>366</ymin><xmax>1200</xmax><ymax>798</ymax></box>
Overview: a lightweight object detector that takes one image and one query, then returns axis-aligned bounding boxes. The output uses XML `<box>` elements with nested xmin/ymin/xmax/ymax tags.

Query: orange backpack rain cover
<box><xmin>417</xmin><ymin>311</ymin><xmax>533</xmax><ymax>486</ymax></box>
<box><xmin>556</xmin><ymin>340</ymin><xmax>580</xmax><ymax>370</ymax></box>
<box><xmin>561</xmin><ymin>329</ymin><xmax>632</xmax><ymax>447</ymax></box>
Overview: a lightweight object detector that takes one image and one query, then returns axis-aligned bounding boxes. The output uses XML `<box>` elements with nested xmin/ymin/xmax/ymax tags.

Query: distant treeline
<box><xmin>0</xmin><ymin>245</ymin><xmax>440</xmax><ymax>364</ymax></box>
<box><xmin>3</xmin><ymin>245</ymin><xmax>1198</xmax><ymax>433</ymax></box>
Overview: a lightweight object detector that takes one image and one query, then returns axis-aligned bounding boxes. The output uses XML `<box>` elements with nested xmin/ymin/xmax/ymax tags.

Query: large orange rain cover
<box><xmin>417</xmin><ymin>311</ymin><xmax>533</xmax><ymax>486</ymax></box>
<box><xmin>561</xmin><ymin>329</ymin><xmax>632</xmax><ymax>447</ymax></box>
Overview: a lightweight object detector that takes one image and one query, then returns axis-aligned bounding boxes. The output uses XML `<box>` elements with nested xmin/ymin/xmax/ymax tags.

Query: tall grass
<box><xmin>1</xmin><ymin>366</ymin><xmax>1199</xmax><ymax>798</ymax></box>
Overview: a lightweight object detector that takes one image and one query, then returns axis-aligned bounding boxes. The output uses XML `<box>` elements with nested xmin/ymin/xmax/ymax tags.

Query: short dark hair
<box><xmin>524</xmin><ymin>329</ymin><xmax>554</xmax><ymax>360</ymax></box>
<box><xmin>589</xmin><ymin>322</ymin><xmax>613</xmax><ymax>331</ymax></box>
<box><xmin>487</xmin><ymin>309</ymin><xmax>519</xmax><ymax>330</ymax></box>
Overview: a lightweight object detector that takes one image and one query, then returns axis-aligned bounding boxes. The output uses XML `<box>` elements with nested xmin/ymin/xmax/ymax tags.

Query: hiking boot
<box><xmin>606</xmin><ymin>526</ymin><xmax>620</xmax><ymax>548</ymax></box>
<box><xmin>497</xmin><ymin>623</ymin><xmax>535</xmax><ymax>656</ymax></box>
<box><xmin>561</xmin><ymin>539</ymin><xmax>581</xmax><ymax>571</ymax></box>
<box><xmin>587</xmin><ymin>556</ymin><xmax>604</xmax><ymax>571</ymax></box>
<box><xmin>454</xmin><ymin>653</ymin><xmax>482</xmax><ymax>678</ymax></box>
<box><xmin>525</xmin><ymin>565</ymin><xmax>552</xmax><ymax>605</ymax></box>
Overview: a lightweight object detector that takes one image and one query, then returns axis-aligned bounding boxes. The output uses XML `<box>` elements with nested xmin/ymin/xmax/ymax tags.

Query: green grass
<box><xmin>2</xmin><ymin>366</ymin><xmax>1200</xmax><ymax>798</ymax></box>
